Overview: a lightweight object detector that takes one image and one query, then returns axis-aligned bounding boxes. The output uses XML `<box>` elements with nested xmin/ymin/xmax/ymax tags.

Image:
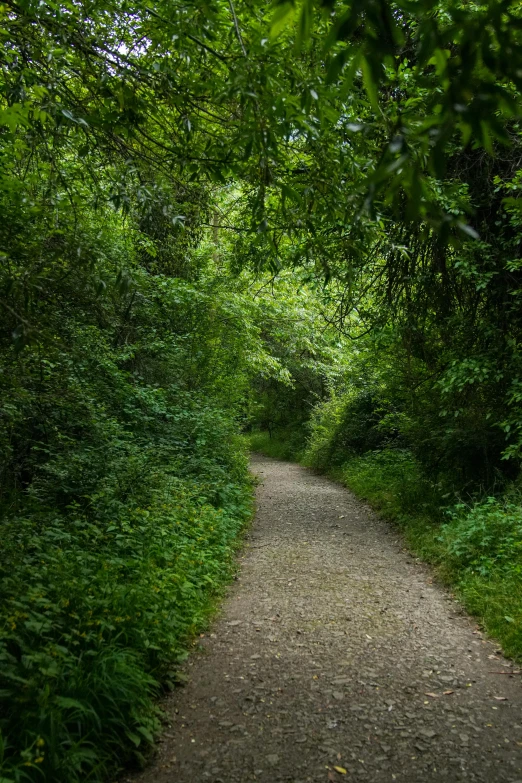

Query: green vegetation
<box><xmin>3</xmin><ymin>0</ymin><xmax>522</xmax><ymax>779</ymax></box>
<box><xmin>248</xmin><ymin>431</ymin><xmax>304</xmax><ymax>462</ymax></box>
<box><xmin>0</xmin><ymin>184</ymin><xmax>260</xmax><ymax>780</ymax></box>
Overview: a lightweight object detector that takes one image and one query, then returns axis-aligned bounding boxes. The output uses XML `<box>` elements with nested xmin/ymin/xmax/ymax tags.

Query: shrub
<box><xmin>0</xmin><ymin>469</ymin><xmax>252</xmax><ymax>782</ymax></box>
<box><xmin>441</xmin><ymin>496</ymin><xmax>522</xmax><ymax>578</ymax></box>
<box><xmin>247</xmin><ymin>427</ymin><xmax>307</xmax><ymax>462</ymax></box>
<box><xmin>305</xmin><ymin>388</ymin><xmax>403</xmax><ymax>472</ymax></box>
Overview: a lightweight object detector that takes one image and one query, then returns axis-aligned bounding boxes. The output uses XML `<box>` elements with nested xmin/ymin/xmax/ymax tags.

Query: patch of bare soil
<box><xmin>127</xmin><ymin>455</ymin><xmax>522</xmax><ymax>782</ymax></box>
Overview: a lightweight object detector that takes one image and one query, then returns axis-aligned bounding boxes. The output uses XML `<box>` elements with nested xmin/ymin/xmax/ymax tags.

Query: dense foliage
<box><xmin>3</xmin><ymin>0</ymin><xmax>522</xmax><ymax>779</ymax></box>
<box><xmin>0</xmin><ymin>185</ymin><xmax>260</xmax><ymax>780</ymax></box>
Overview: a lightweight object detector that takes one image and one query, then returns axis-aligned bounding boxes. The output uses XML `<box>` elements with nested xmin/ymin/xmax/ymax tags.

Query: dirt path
<box><xmin>129</xmin><ymin>455</ymin><xmax>522</xmax><ymax>783</ymax></box>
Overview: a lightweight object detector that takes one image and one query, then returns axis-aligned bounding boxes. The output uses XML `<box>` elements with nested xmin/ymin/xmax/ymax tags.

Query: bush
<box><xmin>247</xmin><ymin>427</ymin><xmax>307</xmax><ymax>462</ymax></box>
<box><xmin>0</xmin><ymin>191</ymin><xmax>257</xmax><ymax>781</ymax></box>
<box><xmin>0</xmin><ymin>461</ymin><xmax>252</xmax><ymax>781</ymax></box>
<box><xmin>438</xmin><ymin>496</ymin><xmax>522</xmax><ymax>658</ymax></box>
<box><xmin>305</xmin><ymin>388</ymin><xmax>403</xmax><ymax>472</ymax></box>
<box><xmin>441</xmin><ymin>496</ymin><xmax>522</xmax><ymax>578</ymax></box>
<box><xmin>340</xmin><ymin>449</ymin><xmax>440</xmax><ymax>521</ymax></box>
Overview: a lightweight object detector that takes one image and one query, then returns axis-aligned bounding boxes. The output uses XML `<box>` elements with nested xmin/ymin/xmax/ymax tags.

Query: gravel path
<box><xmin>129</xmin><ymin>455</ymin><xmax>522</xmax><ymax>783</ymax></box>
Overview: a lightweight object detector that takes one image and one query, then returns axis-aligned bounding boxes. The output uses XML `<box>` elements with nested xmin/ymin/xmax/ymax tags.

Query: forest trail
<box><xmin>129</xmin><ymin>455</ymin><xmax>522</xmax><ymax>783</ymax></box>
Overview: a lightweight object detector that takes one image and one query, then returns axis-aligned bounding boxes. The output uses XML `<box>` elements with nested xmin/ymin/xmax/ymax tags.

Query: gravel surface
<box><xmin>128</xmin><ymin>455</ymin><xmax>522</xmax><ymax>783</ymax></box>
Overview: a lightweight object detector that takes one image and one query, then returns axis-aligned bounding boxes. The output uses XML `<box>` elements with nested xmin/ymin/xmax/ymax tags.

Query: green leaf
<box><xmin>338</xmin><ymin>49</ymin><xmax>362</xmax><ymax>100</ymax></box>
<box><xmin>326</xmin><ymin>48</ymin><xmax>349</xmax><ymax>84</ymax></box>
<box><xmin>270</xmin><ymin>1</ymin><xmax>295</xmax><ymax>39</ymax></box>
<box><xmin>361</xmin><ymin>56</ymin><xmax>379</xmax><ymax>112</ymax></box>
<box><xmin>296</xmin><ymin>0</ymin><xmax>313</xmax><ymax>49</ymax></box>
<box><xmin>456</xmin><ymin>222</ymin><xmax>480</xmax><ymax>240</ymax></box>
<box><xmin>126</xmin><ymin>731</ymin><xmax>142</xmax><ymax>747</ymax></box>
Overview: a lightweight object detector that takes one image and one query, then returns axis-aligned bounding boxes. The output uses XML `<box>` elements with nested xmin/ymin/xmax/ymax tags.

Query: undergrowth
<box><xmin>0</xmin><ymin>462</ymin><xmax>253</xmax><ymax>782</ymax></box>
<box><xmin>0</xmin><ymin>232</ymin><xmax>257</xmax><ymax>781</ymax></box>
<box><xmin>247</xmin><ymin>429</ymin><xmax>305</xmax><ymax>462</ymax></box>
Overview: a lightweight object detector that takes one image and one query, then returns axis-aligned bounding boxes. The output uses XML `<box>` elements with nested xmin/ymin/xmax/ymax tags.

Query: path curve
<box><xmin>129</xmin><ymin>455</ymin><xmax>522</xmax><ymax>783</ymax></box>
